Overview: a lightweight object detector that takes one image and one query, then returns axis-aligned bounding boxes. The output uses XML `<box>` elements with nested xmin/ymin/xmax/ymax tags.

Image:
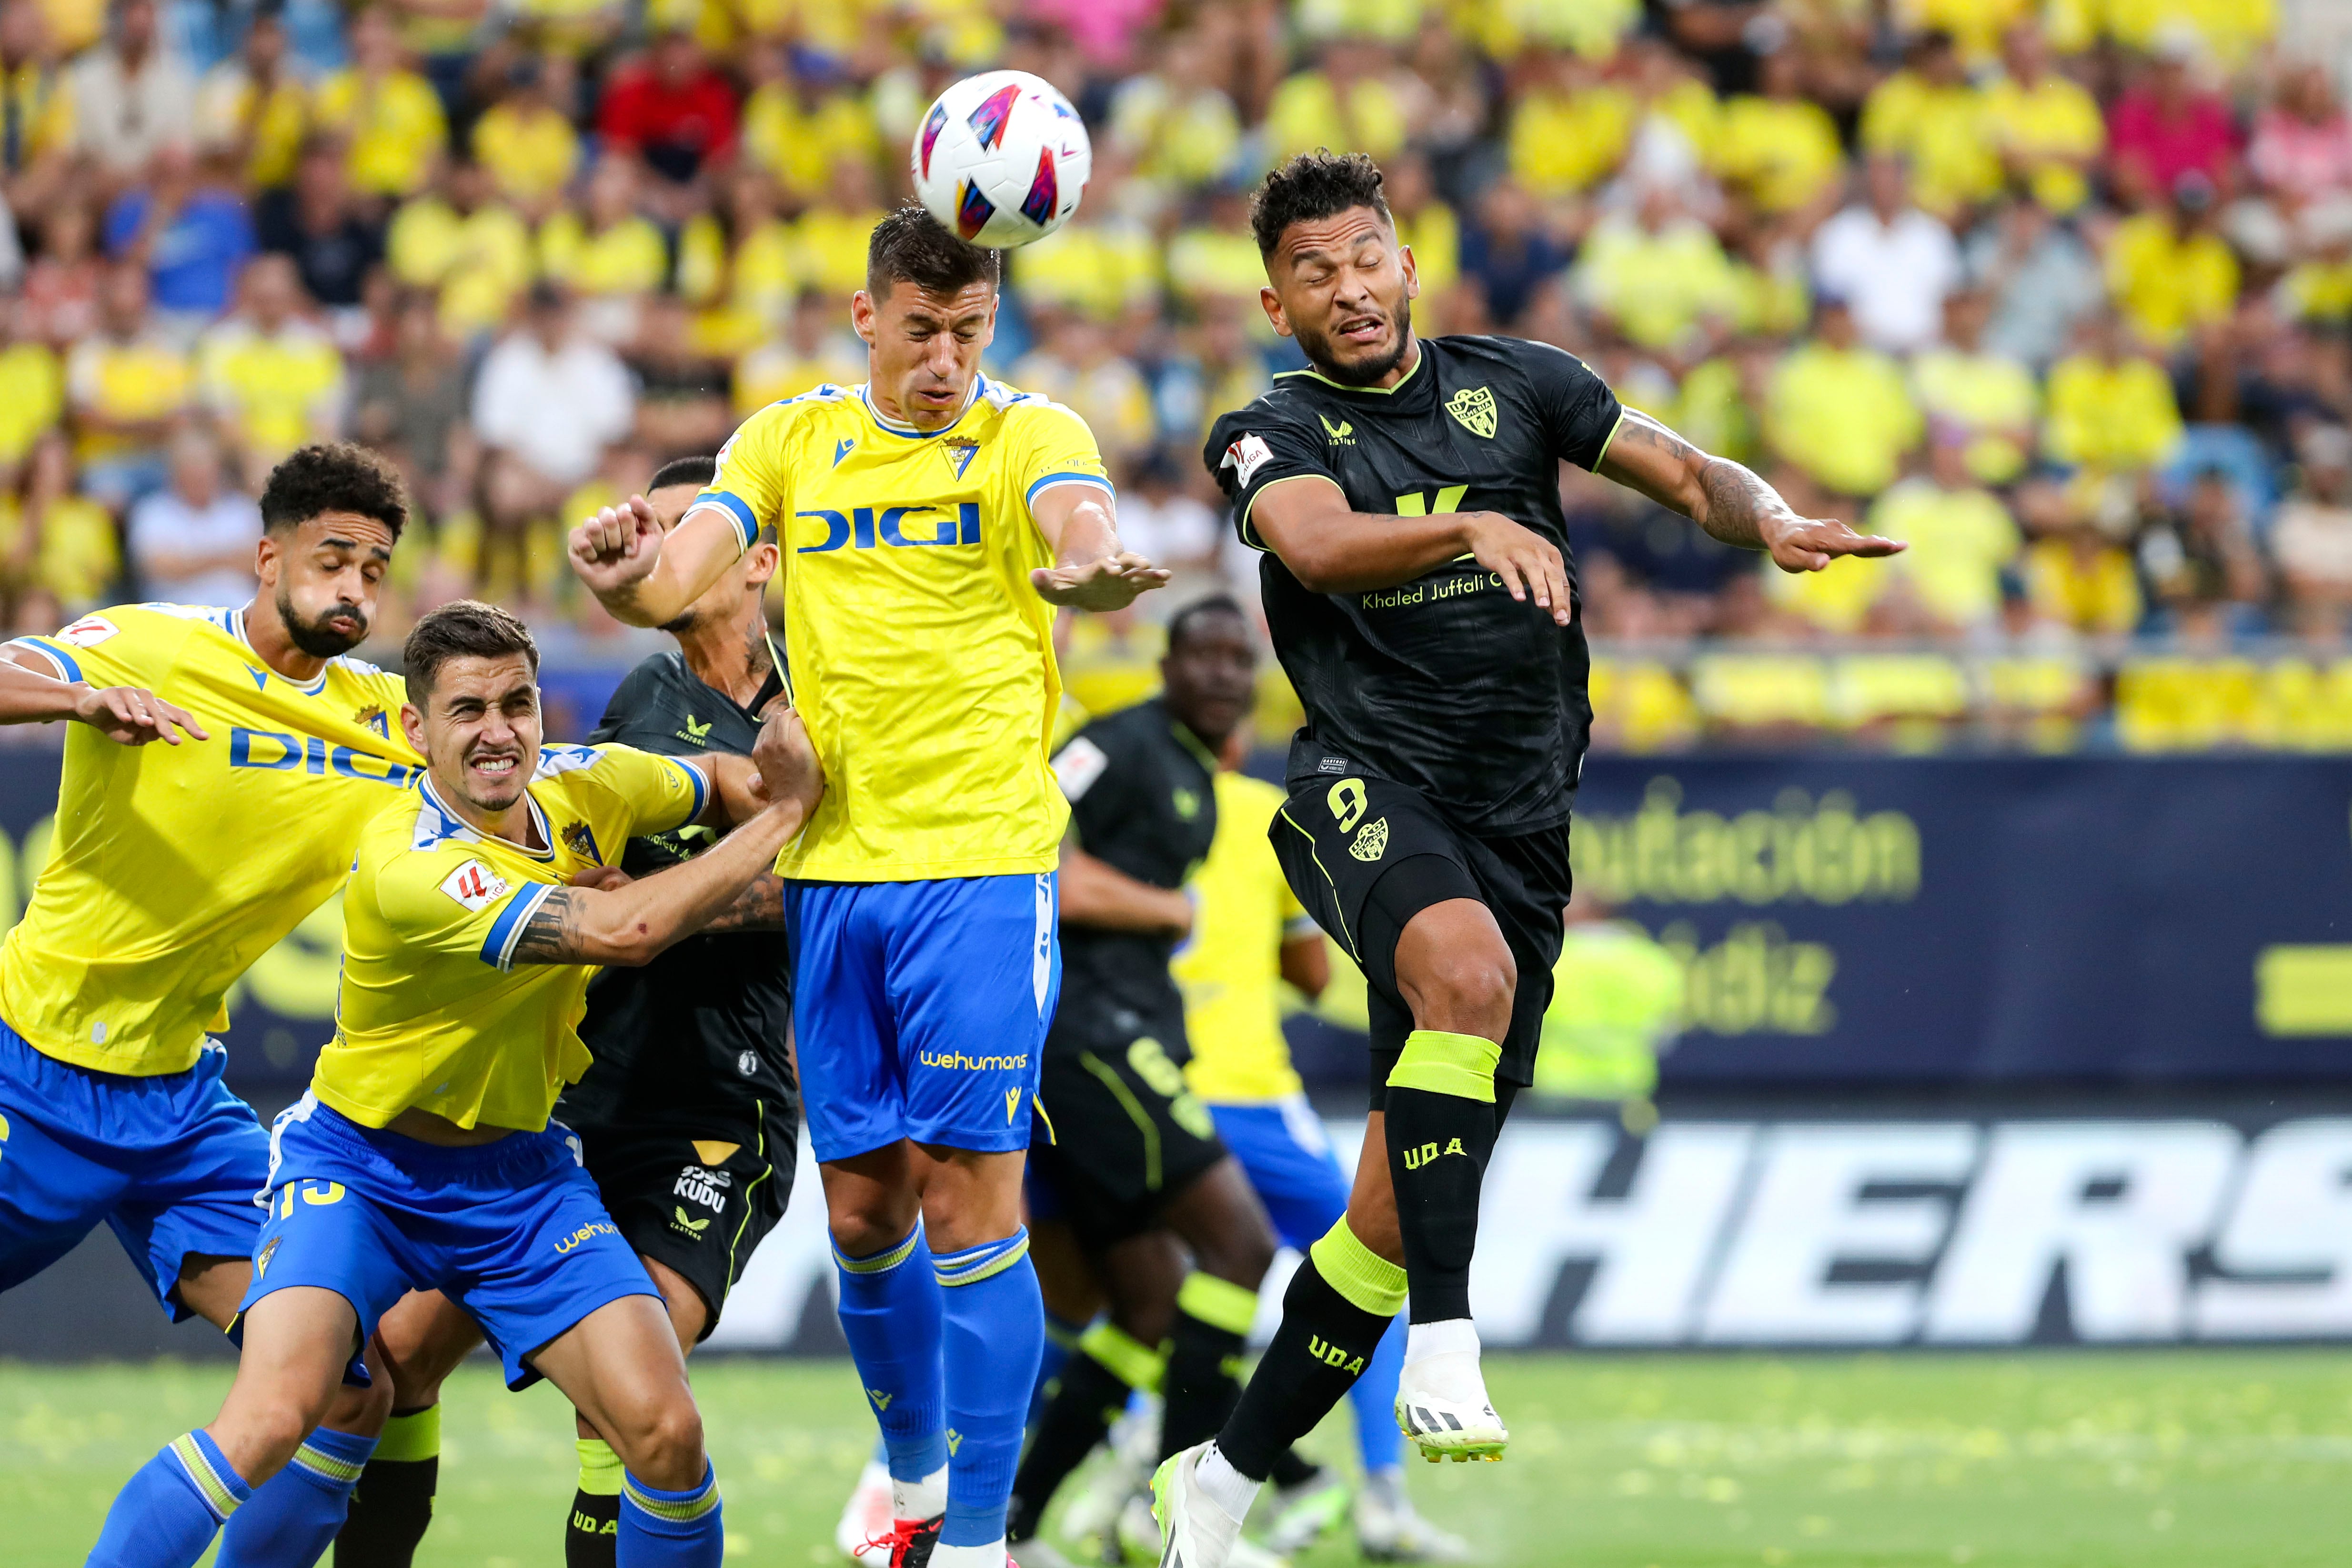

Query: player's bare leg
<box><xmin>567</xmin><ymin>1257</ymin><xmax>711</xmax><ymax>1567</ymax></box>
<box><xmin>332</xmin><ymin>1289</ymin><xmax>482</xmax><ymax>1568</ymax></box>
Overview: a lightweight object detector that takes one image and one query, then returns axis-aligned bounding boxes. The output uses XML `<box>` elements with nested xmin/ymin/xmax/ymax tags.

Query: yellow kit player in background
<box><xmin>0</xmin><ymin>443</ymin><xmax>421</xmax><ymax>1568</ymax></box>
<box><xmin>79</xmin><ymin>599</ymin><xmax>824</xmax><ymax>1568</ymax></box>
<box><xmin>566</xmin><ymin>207</ymin><xmax>1167</xmax><ymax>1568</ymax></box>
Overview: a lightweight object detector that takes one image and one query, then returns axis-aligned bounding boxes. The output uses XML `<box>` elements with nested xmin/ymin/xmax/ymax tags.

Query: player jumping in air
<box><xmin>331</xmin><ymin>457</ymin><xmax>803</xmax><ymax>1568</ymax></box>
<box><xmin>79</xmin><ymin>600</ymin><xmax>823</xmax><ymax>1568</ymax></box>
<box><xmin>0</xmin><ymin>444</ymin><xmax>422</xmax><ymax>1568</ymax></box>
<box><xmin>567</xmin><ymin>207</ymin><xmax>1166</xmax><ymax>1568</ymax></box>
<box><xmin>1152</xmin><ymin>151</ymin><xmax>1903</xmax><ymax>1568</ymax></box>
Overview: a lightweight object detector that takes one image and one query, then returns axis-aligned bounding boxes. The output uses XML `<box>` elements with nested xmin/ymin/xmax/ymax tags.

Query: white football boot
<box><xmin>1394</xmin><ymin>1324</ymin><xmax>1508</xmax><ymax>1463</ymax></box>
<box><xmin>836</xmin><ymin>1455</ymin><xmax>895</xmax><ymax>1560</ymax></box>
<box><xmin>1149</xmin><ymin>1444</ymin><xmax>1247</xmax><ymax>1568</ymax></box>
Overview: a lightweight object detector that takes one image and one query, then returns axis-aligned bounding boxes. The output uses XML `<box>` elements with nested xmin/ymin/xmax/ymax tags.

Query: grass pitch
<box><xmin>8</xmin><ymin>1351</ymin><xmax>2352</xmax><ymax>1567</ymax></box>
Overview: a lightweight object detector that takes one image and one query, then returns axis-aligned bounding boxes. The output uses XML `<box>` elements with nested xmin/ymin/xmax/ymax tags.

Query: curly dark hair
<box><xmin>259</xmin><ymin>442</ymin><xmax>409</xmax><ymax>540</ymax></box>
<box><xmin>867</xmin><ymin>203</ymin><xmax>1000</xmax><ymax>298</ymax></box>
<box><xmin>403</xmin><ymin>599</ymin><xmax>538</xmax><ymax>704</ymax></box>
<box><xmin>1249</xmin><ymin>151</ymin><xmax>1392</xmax><ymax>259</ymax></box>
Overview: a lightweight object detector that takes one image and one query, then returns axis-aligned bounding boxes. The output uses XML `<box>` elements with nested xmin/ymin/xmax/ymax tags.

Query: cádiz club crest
<box><xmin>1446</xmin><ymin>385</ymin><xmax>1497</xmax><ymax>438</ymax></box>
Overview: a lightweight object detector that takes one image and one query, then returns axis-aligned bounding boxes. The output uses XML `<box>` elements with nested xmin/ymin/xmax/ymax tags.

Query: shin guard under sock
<box><xmin>566</xmin><ymin>1437</ymin><xmax>623</xmax><ymax>1568</ymax></box>
<box><xmin>1161</xmin><ymin>1271</ymin><xmax>1257</xmax><ymax>1459</ymax></box>
<box><xmin>1006</xmin><ymin>1323</ymin><xmax>1160</xmax><ymax>1541</ymax></box>
<box><xmin>833</xmin><ymin>1223</ymin><xmax>949</xmax><ymax>1506</ymax></box>
<box><xmin>335</xmin><ymin>1405</ymin><xmax>440</xmax><ymax>1568</ymax></box>
<box><xmin>1384</xmin><ymin>1029</ymin><xmax>1504</xmax><ymax>1322</ymax></box>
<box><xmin>618</xmin><ymin>1463</ymin><xmax>723</xmax><ymax>1568</ymax></box>
<box><xmin>934</xmin><ymin>1229</ymin><xmax>1043</xmax><ymax>1551</ymax></box>
<box><xmin>1213</xmin><ymin>1220</ymin><xmax>1406</xmax><ymax>1481</ymax></box>
<box><xmin>88</xmin><ymin>1430</ymin><xmax>252</xmax><ymax>1568</ymax></box>
<box><xmin>218</xmin><ymin>1426</ymin><xmax>375</xmax><ymax>1568</ymax></box>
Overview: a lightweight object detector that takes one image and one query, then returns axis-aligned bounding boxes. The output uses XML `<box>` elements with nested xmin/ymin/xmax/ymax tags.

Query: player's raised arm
<box><xmin>567</xmin><ymin>493</ymin><xmax>751</xmax><ymax>628</ymax></box>
<box><xmin>1595</xmin><ymin>407</ymin><xmax>1906</xmax><ymax>573</ymax></box>
<box><xmin>0</xmin><ymin>642</ymin><xmax>209</xmax><ymax>744</ymax></box>
<box><xmin>1248</xmin><ymin>473</ymin><xmax>1578</xmax><ymax>626</ymax></box>
<box><xmin>1028</xmin><ymin>478</ymin><xmax>1171</xmax><ymax>610</ymax></box>
<box><xmin>1058</xmin><ymin>834</ymin><xmax>1195</xmax><ymax>937</ymax></box>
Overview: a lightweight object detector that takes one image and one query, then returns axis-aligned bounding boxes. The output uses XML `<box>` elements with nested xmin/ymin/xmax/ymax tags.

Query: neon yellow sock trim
<box><xmin>374</xmin><ymin>1406</ymin><xmax>442</xmax><ymax>1464</ymax></box>
<box><xmin>1387</xmin><ymin>1028</ymin><xmax>1500</xmax><ymax>1103</ymax></box>
<box><xmin>1078</xmin><ymin>1322</ymin><xmax>1166</xmax><ymax>1392</ymax></box>
<box><xmin>1308</xmin><ymin>1217</ymin><xmax>1407</xmax><ymax>1317</ymax></box>
<box><xmin>1176</xmin><ymin>1271</ymin><xmax>1259</xmax><ymax>1337</ymax></box>
<box><xmin>576</xmin><ymin>1437</ymin><xmax>623</xmax><ymax>1498</ymax></box>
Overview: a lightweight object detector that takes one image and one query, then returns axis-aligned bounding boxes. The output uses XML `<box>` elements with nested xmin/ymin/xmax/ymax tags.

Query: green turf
<box><xmin>8</xmin><ymin>1352</ymin><xmax>2352</xmax><ymax>1567</ymax></box>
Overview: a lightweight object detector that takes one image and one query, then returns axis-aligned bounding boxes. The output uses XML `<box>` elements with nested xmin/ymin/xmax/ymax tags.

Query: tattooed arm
<box><xmin>560</xmin><ymin>863</ymin><xmax>789</xmax><ymax>934</ymax></box>
<box><xmin>1595</xmin><ymin>409</ymin><xmax>1905</xmax><ymax>573</ymax></box>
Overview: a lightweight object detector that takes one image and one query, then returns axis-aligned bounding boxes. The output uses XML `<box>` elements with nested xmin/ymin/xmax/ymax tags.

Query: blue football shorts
<box><xmin>0</xmin><ymin>1018</ymin><xmax>267</xmax><ymax>1319</ymax></box>
<box><xmin>784</xmin><ymin>872</ymin><xmax>1059</xmax><ymax>1164</ymax></box>
<box><xmin>239</xmin><ymin>1095</ymin><xmax>659</xmax><ymax>1388</ymax></box>
<box><xmin>1207</xmin><ymin>1096</ymin><xmax>1353</xmax><ymax>1253</ymax></box>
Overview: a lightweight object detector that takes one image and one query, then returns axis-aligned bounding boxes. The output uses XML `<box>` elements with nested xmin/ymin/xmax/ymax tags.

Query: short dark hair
<box><xmin>1167</xmin><ymin>593</ymin><xmax>1248</xmax><ymax>652</ymax></box>
<box><xmin>260</xmin><ymin>442</ymin><xmax>409</xmax><ymax>539</ymax></box>
<box><xmin>403</xmin><ymin>599</ymin><xmax>538</xmax><ymax>704</ymax></box>
<box><xmin>867</xmin><ymin>204</ymin><xmax>999</xmax><ymax>298</ymax></box>
<box><xmin>649</xmin><ymin>454</ymin><xmax>716</xmax><ymax>493</ymax></box>
<box><xmin>1250</xmin><ymin>151</ymin><xmax>1392</xmax><ymax>258</ymax></box>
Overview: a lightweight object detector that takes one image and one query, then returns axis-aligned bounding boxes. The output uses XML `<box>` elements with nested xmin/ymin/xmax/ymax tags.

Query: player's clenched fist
<box><xmin>567</xmin><ymin>493</ymin><xmax>664</xmax><ymax>594</ymax></box>
<box><xmin>1459</xmin><ymin>510</ymin><xmax>1573</xmax><ymax>626</ymax></box>
<box><xmin>750</xmin><ymin>704</ymin><xmax>824</xmax><ymax>819</ymax></box>
<box><xmin>73</xmin><ymin>683</ymin><xmax>209</xmax><ymax>745</ymax></box>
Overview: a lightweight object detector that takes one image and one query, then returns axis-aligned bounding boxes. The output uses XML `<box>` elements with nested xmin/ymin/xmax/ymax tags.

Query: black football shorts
<box><xmin>1028</xmin><ymin>1007</ymin><xmax>1231</xmax><ymax>1252</ymax></box>
<box><xmin>1270</xmin><ymin>771</ymin><xmax>1572</xmax><ymax>1102</ymax></box>
<box><xmin>575</xmin><ymin>1113</ymin><xmax>795</xmax><ymax>1339</ymax></box>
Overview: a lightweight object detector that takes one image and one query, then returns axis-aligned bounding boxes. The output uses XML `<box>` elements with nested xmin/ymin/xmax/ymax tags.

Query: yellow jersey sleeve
<box><xmin>538</xmin><ymin>742</ymin><xmax>709</xmax><ymax>844</ymax></box>
<box><xmin>376</xmin><ymin>844</ymin><xmax>560</xmax><ymax>974</ymax></box>
<box><xmin>691</xmin><ymin>392</ymin><xmax>839</xmax><ymax>552</ymax></box>
<box><xmin>1005</xmin><ymin>399</ymin><xmax>1113</xmax><ymax>516</ymax></box>
<box><xmin>8</xmin><ymin>603</ymin><xmax>201</xmax><ymax>689</ymax></box>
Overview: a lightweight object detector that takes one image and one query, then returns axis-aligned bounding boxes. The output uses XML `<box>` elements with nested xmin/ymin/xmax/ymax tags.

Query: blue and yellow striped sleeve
<box><xmin>588</xmin><ymin>744</ymin><xmax>709</xmax><ymax>839</ymax></box>
<box><xmin>372</xmin><ymin>846</ymin><xmax>556</xmax><ymax>973</ymax></box>
<box><xmin>688</xmin><ymin>406</ymin><xmax>794</xmax><ymax>554</ymax></box>
<box><xmin>1012</xmin><ymin>402</ymin><xmax>1114</xmax><ymax>514</ymax></box>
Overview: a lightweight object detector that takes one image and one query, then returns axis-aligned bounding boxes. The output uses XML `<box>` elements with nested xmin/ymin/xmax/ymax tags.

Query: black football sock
<box><xmin>334</xmin><ymin>1406</ymin><xmax>439</xmax><ymax>1568</ymax></box>
<box><xmin>564</xmin><ymin>1437</ymin><xmax>622</xmax><ymax>1568</ymax></box>
<box><xmin>1005</xmin><ymin>1325</ymin><xmax>1163</xmax><ymax>1543</ymax></box>
<box><xmin>1160</xmin><ymin>1271</ymin><xmax>1258</xmax><ymax>1460</ymax></box>
<box><xmin>1384</xmin><ymin>1029</ymin><xmax>1506</xmax><ymax>1323</ymax></box>
<box><xmin>1212</xmin><ymin>1221</ymin><xmax>1404</xmax><ymax>1481</ymax></box>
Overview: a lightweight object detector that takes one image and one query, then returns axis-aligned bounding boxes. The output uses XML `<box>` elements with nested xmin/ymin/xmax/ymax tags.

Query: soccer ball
<box><xmin>910</xmin><ymin>70</ymin><xmax>1092</xmax><ymax>249</ymax></box>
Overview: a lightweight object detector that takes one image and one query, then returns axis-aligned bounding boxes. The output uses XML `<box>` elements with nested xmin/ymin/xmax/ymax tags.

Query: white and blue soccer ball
<box><xmin>910</xmin><ymin>70</ymin><xmax>1092</xmax><ymax>249</ymax></box>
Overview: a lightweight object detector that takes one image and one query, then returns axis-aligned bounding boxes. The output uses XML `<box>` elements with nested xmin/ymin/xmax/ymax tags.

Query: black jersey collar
<box><xmin>1274</xmin><ymin>336</ymin><xmax>1432</xmax><ymax>403</ymax></box>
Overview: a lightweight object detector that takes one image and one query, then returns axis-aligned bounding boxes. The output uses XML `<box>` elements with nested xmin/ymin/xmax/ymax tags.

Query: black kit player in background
<box><xmin>1009</xmin><ymin>597</ymin><xmax>1322</xmax><ymax>1568</ymax></box>
<box><xmin>1152</xmin><ymin>151</ymin><xmax>1905</xmax><ymax>1568</ymax></box>
<box><xmin>333</xmin><ymin>455</ymin><xmax>801</xmax><ymax>1568</ymax></box>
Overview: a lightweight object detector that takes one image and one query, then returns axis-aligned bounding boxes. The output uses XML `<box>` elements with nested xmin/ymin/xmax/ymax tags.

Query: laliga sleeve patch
<box><xmin>1223</xmin><ymin>433</ymin><xmax>1274</xmax><ymax>489</ymax></box>
<box><xmin>55</xmin><ymin>615</ymin><xmax>121</xmax><ymax>648</ymax></box>
<box><xmin>1052</xmin><ymin>735</ymin><xmax>1110</xmax><ymax>802</ymax></box>
<box><xmin>439</xmin><ymin>859</ymin><xmax>512</xmax><ymax>912</ymax></box>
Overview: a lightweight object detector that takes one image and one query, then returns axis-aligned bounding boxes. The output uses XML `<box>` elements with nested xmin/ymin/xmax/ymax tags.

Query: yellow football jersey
<box><xmin>1176</xmin><ymin>772</ymin><xmax>1319</xmax><ymax>1106</ymax></box>
<box><xmin>2</xmin><ymin>604</ymin><xmax>419</xmax><ymax>1077</ymax></box>
<box><xmin>316</xmin><ymin>744</ymin><xmax>706</xmax><ymax>1133</ymax></box>
<box><xmin>693</xmin><ymin>376</ymin><xmax>1111</xmax><ymax>883</ymax></box>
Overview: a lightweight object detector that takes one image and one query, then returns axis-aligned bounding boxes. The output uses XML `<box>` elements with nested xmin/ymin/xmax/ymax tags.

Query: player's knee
<box><xmin>322</xmin><ymin>1370</ymin><xmax>394</xmax><ymax>1438</ymax></box>
<box><xmin>826</xmin><ymin>1196</ymin><xmax>918</xmax><ymax>1259</ymax></box>
<box><xmin>1196</xmin><ymin>1217</ymin><xmax>1278</xmax><ymax>1288</ymax></box>
<box><xmin>1406</xmin><ymin>945</ymin><xmax>1515</xmax><ymax>1039</ymax></box>
<box><xmin>615</xmin><ymin>1397</ymin><xmax>706</xmax><ymax>1490</ymax></box>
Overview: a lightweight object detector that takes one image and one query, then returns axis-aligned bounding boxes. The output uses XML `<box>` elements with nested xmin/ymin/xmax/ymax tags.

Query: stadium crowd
<box><xmin>0</xmin><ymin>0</ymin><xmax>2346</xmax><ymax>748</ymax></box>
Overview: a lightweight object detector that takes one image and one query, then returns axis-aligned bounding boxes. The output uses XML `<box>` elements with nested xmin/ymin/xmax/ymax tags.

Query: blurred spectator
<box><xmin>2139</xmin><ymin>466</ymin><xmax>2267</xmax><ymax>636</ymax></box>
<box><xmin>18</xmin><ymin>198</ymin><xmax>103</xmax><ymax>345</ymax></box>
<box><xmin>126</xmin><ymin>427</ymin><xmax>258</xmax><ymax>604</ymax></box>
<box><xmin>2044</xmin><ymin>312</ymin><xmax>2184</xmax><ymax>474</ymax></box>
<box><xmin>471</xmin><ymin>282</ymin><xmax>633</xmax><ymax>531</ymax></box>
<box><xmin>65</xmin><ymin>260</ymin><xmax>191</xmax><ymax>507</ymax></box>
<box><xmin>1013</xmin><ymin>309</ymin><xmax>1155</xmax><ymax>472</ymax></box>
<box><xmin>1384</xmin><ymin>151</ymin><xmax>1459</xmax><ymax>307</ymax></box>
<box><xmin>1508</xmin><ymin>47</ymin><xmax>1633</xmax><ymax>201</ymax></box>
<box><xmin>1911</xmin><ymin>287</ymin><xmax>2037</xmax><ymax>484</ymax></box>
<box><xmin>104</xmin><ymin>145</ymin><xmax>254</xmax><ymax>326</ymax></box>
<box><xmin>1110</xmin><ymin>449</ymin><xmax>1222</xmax><ymax>593</ymax></box>
<box><xmin>1768</xmin><ymin>295</ymin><xmax>1921</xmax><ymax>500</ymax></box>
<box><xmin>2249</xmin><ymin>62</ymin><xmax>2352</xmax><ymax>215</ymax></box>
<box><xmin>539</xmin><ymin>153</ymin><xmax>664</xmax><ymax>343</ymax></box>
<box><xmin>1811</xmin><ymin>154</ymin><xmax>1960</xmax><ymax>353</ymax></box>
<box><xmin>0</xmin><ymin>297</ymin><xmax>60</xmax><ymax>480</ymax></box>
<box><xmin>472</xmin><ymin>53</ymin><xmax>580</xmax><ymax>219</ymax></box>
<box><xmin>1575</xmin><ymin>180</ymin><xmax>1737</xmax><ymax>357</ymax></box>
<box><xmin>2105</xmin><ymin>173</ymin><xmax>2237</xmax><ymax>350</ymax></box>
<box><xmin>1107</xmin><ymin>25</ymin><xmax>1244</xmax><ymax>206</ymax></box>
<box><xmin>2105</xmin><ymin>32</ymin><xmax>2235</xmax><ymax>210</ymax></box>
<box><xmin>1460</xmin><ymin>177</ymin><xmax>1567</xmax><ymax>332</ymax></box>
<box><xmin>197</xmin><ymin>252</ymin><xmax>343</xmax><ymax>483</ymax></box>
<box><xmin>387</xmin><ymin>151</ymin><xmax>530</xmax><ymax>337</ymax></box>
<box><xmin>256</xmin><ymin>134</ymin><xmax>385</xmax><ymax>314</ymax></box>
<box><xmin>193</xmin><ymin>7</ymin><xmax>309</xmax><ymax>192</ymax></box>
<box><xmin>732</xmin><ymin>286</ymin><xmax>862</xmax><ymax>416</ymax></box>
<box><xmin>1711</xmin><ymin>46</ymin><xmax>1845</xmax><ymax>223</ymax></box>
<box><xmin>1</xmin><ymin>0</ymin><xmax>76</xmax><ymax>216</ymax></box>
<box><xmin>2024</xmin><ymin>505</ymin><xmax>2143</xmax><ymax>636</ymax></box>
<box><xmin>1980</xmin><ymin>21</ymin><xmax>2104</xmax><ymax>217</ymax></box>
<box><xmin>2272</xmin><ymin>425</ymin><xmax>2352</xmax><ymax>639</ymax></box>
<box><xmin>1154</xmin><ymin>291</ymin><xmax>1272</xmax><ymax>449</ymax></box>
<box><xmin>352</xmin><ymin>287</ymin><xmax>472</xmax><ymax>522</ymax></box>
<box><xmin>1859</xmin><ymin>30</ymin><xmax>1999</xmax><ymax>221</ymax></box>
<box><xmin>0</xmin><ymin>429</ymin><xmax>114</xmax><ymax>629</ymax></box>
<box><xmin>1966</xmin><ymin>195</ymin><xmax>2102</xmax><ymax>370</ymax></box>
<box><xmin>596</xmin><ymin>25</ymin><xmax>737</xmax><ymax>192</ymax></box>
<box><xmin>1868</xmin><ymin>429</ymin><xmax>2022</xmax><ymax>631</ymax></box>
<box><xmin>740</xmin><ymin>45</ymin><xmax>878</xmax><ymax>208</ymax></box>
<box><xmin>627</xmin><ymin>292</ymin><xmax>731</xmax><ymax>455</ymax></box>
<box><xmin>790</xmin><ymin>156</ymin><xmax>887</xmax><ymax>301</ymax></box>
<box><xmin>312</xmin><ymin>5</ymin><xmax>444</xmax><ymax>201</ymax></box>
<box><xmin>1266</xmin><ymin>37</ymin><xmax>1410</xmax><ymax>167</ymax></box>
<box><xmin>67</xmin><ymin>0</ymin><xmax>194</xmax><ymax>182</ymax></box>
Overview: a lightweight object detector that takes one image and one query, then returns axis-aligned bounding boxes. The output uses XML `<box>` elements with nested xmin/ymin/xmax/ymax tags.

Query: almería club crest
<box><xmin>1446</xmin><ymin>385</ymin><xmax>1498</xmax><ymax>438</ymax></box>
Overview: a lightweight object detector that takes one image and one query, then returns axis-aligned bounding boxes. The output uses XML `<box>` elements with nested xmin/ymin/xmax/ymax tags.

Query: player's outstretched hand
<box><xmin>752</xmin><ymin>704</ymin><xmax>824</xmax><ymax>820</ymax></box>
<box><xmin>567</xmin><ymin>494</ymin><xmax>664</xmax><ymax>596</ymax></box>
<box><xmin>73</xmin><ymin>683</ymin><xmax>209</xmax><ymax>746</ymax></box>
<box><xmin>1460</xmin><ymin>511</ymin><xmax>1573</xmax><ymax>626</ymax></box>
<box><xmin>1763</xmin><ymin>516</ymin><xmax>1907</xmax><ymax>574</ymax></box>
<box><xmin>1030</xmin><ymin>552</ymin><xmax>1173</xmax><ymax>611</ymax></box>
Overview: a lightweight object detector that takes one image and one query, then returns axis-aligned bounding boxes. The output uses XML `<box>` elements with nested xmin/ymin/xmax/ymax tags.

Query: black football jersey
<box><xmin>1205</xmin><ymin>334</ymin><xmax>1623</xmax><ymax>835</ymax></box>
<box><xmin>558</xmin><ymin>649</ymin><xmax>797</xmax><ymax>1139</ymax></box>
<box><xmin>1048</xmin><ymin>696</ymin><xmax>1220</xmax><ymax>1050</ymax></box>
